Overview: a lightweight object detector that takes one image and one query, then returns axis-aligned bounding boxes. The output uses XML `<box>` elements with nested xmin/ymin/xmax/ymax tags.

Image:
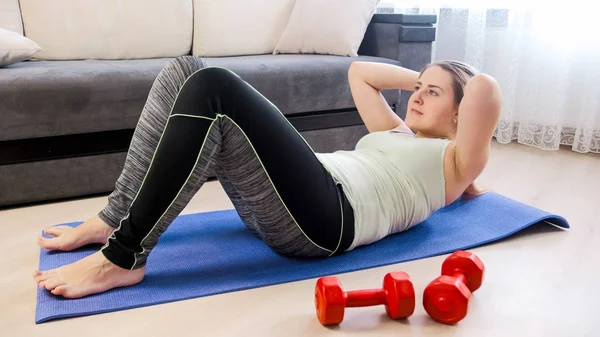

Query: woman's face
<box><xmin>404</xmin><ymin>66</ymin><xmax>458</xmax><ymax>139</ymax></box>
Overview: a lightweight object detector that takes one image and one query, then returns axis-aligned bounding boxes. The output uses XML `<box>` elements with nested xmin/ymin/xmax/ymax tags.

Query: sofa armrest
<box><xmin>359</xmin><ymin>13</ymin><xmax>437</xmax><ymax>70</ymax></box>
<box><xmin>358</xmin><ymin>13</ymin><xmax>437</xmax><ymax>117</ymax></box>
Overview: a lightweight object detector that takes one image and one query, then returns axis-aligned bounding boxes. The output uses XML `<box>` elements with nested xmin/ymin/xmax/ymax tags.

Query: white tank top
<box><xmin>315</xmin><ymin>129</ymin><xmax>451</xmax><ymax>250</ymax></box>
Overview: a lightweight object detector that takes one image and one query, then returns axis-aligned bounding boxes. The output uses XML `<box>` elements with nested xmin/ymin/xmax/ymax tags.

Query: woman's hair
<box><xmin>419</xmin><ymin>60</ymin><xmax>479</xmax><ymax>106</ymax></box>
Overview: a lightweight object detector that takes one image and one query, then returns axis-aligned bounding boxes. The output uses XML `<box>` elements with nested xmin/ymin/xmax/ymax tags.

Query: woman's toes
<box><xmin>37</xmin><ymin>220</ymin><xmax>113</xmax><ymax>252</ymax></box>
<box><xmin>38</xmin><ymin>236</ymin><xmax>51</xmax><ymax>248</ymax></box>
<box><xmin>38</xmin><ymin>236</ymin><xmax>65</xmax><ymax>250</ymax></box>
<box><xmin>35</xmin><ymin>270</ymin><xmax>55</xmax><ymax>282</ymax></box>
<box><xmin>51</xmin><ymin>285</ymin><xmax>67</xmax><ymax>296</ymax></box>
<box><xmin>34</xmin><ymin>270</ymin><xmax>54</xmax><ymax>289</ymax></box>
<box><xmin>34</xmin><ymin>269</ymin><xmax>64</xmax><ymax>291</ymax></box>
<box><xmin>43</xmin><ymin>276</ymin><xmax>63</xmax><ymax>291</ymax></box>
<box><xmin>34</xmin><ymin>270</ymin><xmax>47</xmax><ymax>283</ymax></box>
<box><xmin>43</xmin><ymin>226</ymin><xmax>69</xmax><ymax>237</ymax></box>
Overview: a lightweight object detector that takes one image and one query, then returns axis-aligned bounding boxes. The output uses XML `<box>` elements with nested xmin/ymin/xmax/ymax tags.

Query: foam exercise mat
<box><xmin>35</xmin><ymin>192</ymin><xmax>569</xmax><ymax>323</ymax></box>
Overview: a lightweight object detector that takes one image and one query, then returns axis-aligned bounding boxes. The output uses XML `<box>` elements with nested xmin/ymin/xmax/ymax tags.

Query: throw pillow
<box><xmin>274</xmin><ymin>0</ymin><xmax>380</xmax><ymax>57</ymax></box>
<box><xmin>0</xmin><ymin>28</ymin><xmax>41</xmax><ymax>67</ymax></box>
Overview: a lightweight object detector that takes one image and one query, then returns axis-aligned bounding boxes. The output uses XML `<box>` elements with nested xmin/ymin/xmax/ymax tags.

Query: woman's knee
<box><xmin>162</xmin><ymin>56</ymin><xmax>205</xmax><ymax>77</ymax></box>
<box><xmin>153</xmin><ymin>57</ymin><xmax>203</xmax><ymax>95</ymax></box>
<box><xmin>173</xmin><ymin>67</ymin><xmax>243</xmax><ymax>110</ymax></box>
<box><xmin>150</xmin><ymin>56</ymin><xmax>206</xmax><ymax>104</ymax></box>
<box><xmin>159</xmin><ymin>57</ymin><xmax>241</xmax><ymax>93</ymax></box>
<box><xmin>187</xmin><ymin>66</ymin><xmax>242</xmax><ymax>87</ymax></box>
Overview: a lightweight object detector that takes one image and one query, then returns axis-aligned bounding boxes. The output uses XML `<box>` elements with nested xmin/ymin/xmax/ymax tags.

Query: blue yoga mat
<box><xmin>35</xmin><ymin>192</ymin><xmax>569</xmax><ymax>323</ymax></box>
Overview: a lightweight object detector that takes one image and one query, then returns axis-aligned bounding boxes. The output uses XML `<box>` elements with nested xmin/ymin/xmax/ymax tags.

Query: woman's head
<box><xmin>405</xmin><ymin>60</ymin><xmax>478</xmax><ymax>139</ymax></box>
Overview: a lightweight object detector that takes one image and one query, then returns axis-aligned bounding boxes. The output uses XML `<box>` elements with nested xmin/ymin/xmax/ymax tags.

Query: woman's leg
<box><xmin>99</xmin><ymin>56</ymin><xmax>208</xmax><ymax>228</ymax></box>
<box><xmin>214</xmin><ymin>165</ymin><xmax>261</xmax><ymax>236</ymax></box>
<box><xmin>213</xmin><ymin>107</ymin><xmax>355</xmax><ymax>257</ymax></box>
<box><xmin>35</xmin><ymin>65</ymin><xmax>354</xmax><ymax>298</ymax></box>
<box><xmin>102</xmin><ymin>65</ymin><xmax>355</xmax><ymax>269</ymax></box>
<box><xmin>38</xmin><ymin>56</ymin><xmax>207</xmax><ymax>251</ymax></box>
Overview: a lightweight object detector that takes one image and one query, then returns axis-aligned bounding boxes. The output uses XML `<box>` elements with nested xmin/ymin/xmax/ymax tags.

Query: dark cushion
<box><xmin>203</xmin><ymin>54</ymin><xmax>401</xmax><ymax>117</ymax></box>
<box><xmin>0</xmin><ymin>54</ymin><xmax>400</xmax><ymax>141</ymax></box>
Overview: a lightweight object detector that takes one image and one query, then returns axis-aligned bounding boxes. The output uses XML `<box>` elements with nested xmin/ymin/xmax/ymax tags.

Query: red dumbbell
<box><xmin>315</xmin><ymin>272</ymin><xmax>415</xmax><ymax>326</ymax></box>
<box><xmin>422</xmin><ymin>251</ymin><xmax>485</xmax><ymax>325</ymax></box>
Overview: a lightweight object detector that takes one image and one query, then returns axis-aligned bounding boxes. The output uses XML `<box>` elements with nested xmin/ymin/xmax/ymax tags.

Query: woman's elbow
<box><xmin>348</xmin><ymin>61</ymin><xmax>364</xmax><ymax>80</ymax></box>
<box><xmin>469</xmin><ymin>74</ymin><xmax>501</xmax><ymax>96</ymax></box>
<box><xmin>466</xmin><ymin>74</ymin><xmax>502</xmax><ymax>108</ymax></box>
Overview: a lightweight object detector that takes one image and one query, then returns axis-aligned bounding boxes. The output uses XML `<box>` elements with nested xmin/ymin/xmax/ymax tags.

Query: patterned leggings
<box><xmin>97</xmin><ymin>56</ymin><xmax>355</xmax><ymax>270</ymax></box>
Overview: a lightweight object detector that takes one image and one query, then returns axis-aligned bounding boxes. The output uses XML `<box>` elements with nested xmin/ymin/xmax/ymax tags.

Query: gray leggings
<box><xmin>97</xmin><ymin>56</ymin><xmax>355</xmax><ymax>270</ymax></box>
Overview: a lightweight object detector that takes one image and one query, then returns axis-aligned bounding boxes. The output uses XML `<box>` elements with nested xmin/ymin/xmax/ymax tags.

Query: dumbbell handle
<box><xmin>345</xmin><ymin>289</ymin><xmax>387</xmax><ymax>307</ymax></box>
<box><xmin>448</xmin><ymin>271</ymin><xmax>466</xmax><ymax>285</ymax></box>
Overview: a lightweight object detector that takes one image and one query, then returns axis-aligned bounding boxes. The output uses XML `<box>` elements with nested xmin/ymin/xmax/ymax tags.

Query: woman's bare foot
<box><xmin>38</xmin><ymin>216</ymin><xmax>115</xmax><ymax>251</ymax></box>
<box><xmin>33</xmin><ymin>251</ymin><xmax>145</xmax><ymax>298</ymax></box>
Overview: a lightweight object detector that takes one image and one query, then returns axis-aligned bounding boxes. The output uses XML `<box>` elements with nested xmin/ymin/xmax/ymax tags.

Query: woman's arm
<box><xmin>454</xmin><ymin>74</ymin><xmax>502</xmax><ymax>184</ymax></box>
<box><xmin>348</xmin><ymin>61</ymin><xmax>419</xmax><ymax>133</ymax></box>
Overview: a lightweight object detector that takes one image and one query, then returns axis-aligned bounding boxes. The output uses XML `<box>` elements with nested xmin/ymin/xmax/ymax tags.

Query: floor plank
<box><xmin>1</xmin><ymin>141</ymin><xmax>598</xmax><ymax>337</ymax></box>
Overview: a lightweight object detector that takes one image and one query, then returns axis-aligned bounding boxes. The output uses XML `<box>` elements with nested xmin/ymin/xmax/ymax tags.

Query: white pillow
<box><xmin>0</xmin><ymin>28</ymin><xmax>41</xmax><ymax>67</ymax></box>
<box><xmin>192</xmin><ymin>0</ymin><xmax>295</xmax><ymax>57</ymax></box>
<box><xmin>0</xmin><ymin>0</ymin><xmax>24</xmax><ymax>35</ymax></box>
<box><xmin>19</xmin><ymin>0</ymin><xmax>193</xmax><ymax>60</ymax></box>
<box><xmin>274</xmin><ymin>0</ymin><xmax>380</xmax><ymax>57</ymax></box>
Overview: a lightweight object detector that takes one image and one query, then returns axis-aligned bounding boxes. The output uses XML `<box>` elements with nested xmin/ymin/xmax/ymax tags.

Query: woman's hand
<box><xmin>462</xmin><ymin>181</ymin><xmax>490</xmax><ymax>200</ymax></box>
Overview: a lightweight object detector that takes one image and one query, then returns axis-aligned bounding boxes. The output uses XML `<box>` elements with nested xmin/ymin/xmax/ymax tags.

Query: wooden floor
<box><xmin>1</xmin><ymin>140</ymin><xmax>598</xmax><ymax>337</ymax></box>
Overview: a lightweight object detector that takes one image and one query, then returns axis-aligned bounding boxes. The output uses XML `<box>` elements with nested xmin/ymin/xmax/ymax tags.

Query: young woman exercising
<box><xmin>34</xmin><ymin>56</ymin><xmax>502</xmax><ymax>298</ymax></box>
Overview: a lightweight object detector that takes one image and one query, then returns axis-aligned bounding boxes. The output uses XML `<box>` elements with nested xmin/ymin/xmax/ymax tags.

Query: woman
<box><xmin>34</xmin><ymin>57</ymin><xmax>502</xmax><ymax>299</ymax></box>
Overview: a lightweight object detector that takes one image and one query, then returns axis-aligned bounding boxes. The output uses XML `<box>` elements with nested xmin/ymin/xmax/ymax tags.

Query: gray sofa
<box><xmin>0</xmin><ymin>13</ymin><xmax>437</xmax><ymax>207</ymax></box>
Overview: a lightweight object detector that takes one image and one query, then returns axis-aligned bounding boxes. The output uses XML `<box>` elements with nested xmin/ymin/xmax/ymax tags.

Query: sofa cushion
<box><xmin>0</xmin><ymin>0</ymin><xmax>23</xmax><ymax>35</ymax></box>
<box><xmin>19</xmin><ymin>0</ymin><xmax>193</xmax><ymax>60</ymax></box>
<box><xmin>0</xmin><ymin>55</ymin><xmax>400</xmax><ymax>141</ymax></box>
<box><xmin>193</xmin><ymin>0</ymin><xmax>295</xmax><ymax>57</ymax></box>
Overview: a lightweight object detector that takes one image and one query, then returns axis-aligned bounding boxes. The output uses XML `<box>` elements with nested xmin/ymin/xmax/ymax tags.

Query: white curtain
<box><xmin>378</xmin><ymin>1</ymin><xmax>600</xmax><ymax>153</ymax></box>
